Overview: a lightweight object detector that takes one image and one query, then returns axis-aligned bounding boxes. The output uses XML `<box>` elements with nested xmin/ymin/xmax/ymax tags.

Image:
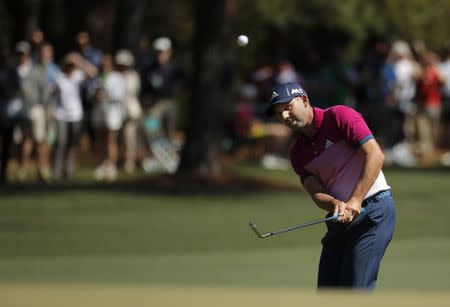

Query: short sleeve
<box><xmin>333</xmin><ymin>106</ymin><xmax>373</xmax><ymax>146</ymax></box>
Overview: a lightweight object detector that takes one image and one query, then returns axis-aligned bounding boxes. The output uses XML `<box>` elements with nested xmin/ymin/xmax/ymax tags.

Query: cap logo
<box><xmin>271</xmin><ymin>91</ymin><xmax>279</xmax><ymax>101</ymax></box>
<box><xmin>291</xmin><ymin>88</ymin><xmax>303</xmax><ymax>95</ymax></box>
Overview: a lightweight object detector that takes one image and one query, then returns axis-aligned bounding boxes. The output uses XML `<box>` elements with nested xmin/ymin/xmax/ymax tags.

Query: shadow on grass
<box><xmin>0</xmin><ymin>172</ymin><xmax>302</xmax><ymax>196</ymax></box>
<box><xmin>2</xmin><ymin>166</ymin><xmax>448</xmax><ymax>196</ymax></box>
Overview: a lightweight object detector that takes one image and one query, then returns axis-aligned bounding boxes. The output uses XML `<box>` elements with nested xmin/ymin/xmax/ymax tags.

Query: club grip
<box><xmin>332</xmin><ymin>206</ymin><xmax>367</xmax><ymax>221</ymax></box>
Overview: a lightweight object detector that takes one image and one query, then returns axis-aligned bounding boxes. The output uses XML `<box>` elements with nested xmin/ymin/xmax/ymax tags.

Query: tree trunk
<box><xmin>114</xmin><ymin>0</ymin><xmax>146</xmax><ymax>52</ymax></box>
<box><xmin>24</xmin><ymin>0</ymin><xmax>41</xmax><ymax>40</ymax></box>
<box><xmin>177</xmin><ymin>0</ymin><xmax>233</xmax><ymax>176</ymax></box>
<box><xmin>85</xmin><ymin>1</ymin><xmax>118</xmax><ymax>52</ymax></box>
<box><xmin>5</xmin><ymin>0</ymin><xmax>41</xmax><ymax>42</ymax></box>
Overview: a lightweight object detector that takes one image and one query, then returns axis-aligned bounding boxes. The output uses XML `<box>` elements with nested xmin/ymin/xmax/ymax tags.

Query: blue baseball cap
<box><xmin>266</xmin><ymin>82</ymin><xmax>307</xmax><ymax>117</ymax></box>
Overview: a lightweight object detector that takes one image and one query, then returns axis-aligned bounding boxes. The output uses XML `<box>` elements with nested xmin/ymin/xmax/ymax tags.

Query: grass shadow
<box><xmin>0</xmin><ymin>171</ymin><xmax>302</xmax><ymax>197</ymax></box>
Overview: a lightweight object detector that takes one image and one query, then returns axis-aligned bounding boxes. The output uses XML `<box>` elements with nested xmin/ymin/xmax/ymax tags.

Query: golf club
<box><xmin>249</xmin><ymin>207</ymin><xmax>366</xmax><ymax>238</ymax></box>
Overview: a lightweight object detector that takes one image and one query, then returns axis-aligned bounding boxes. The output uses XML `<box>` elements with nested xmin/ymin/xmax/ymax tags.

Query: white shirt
<box><xmin>104</xmin><ymin>72</ymin><xmax>125</xmax><ymax>103</ymax></box>
<box><xmin>121</xmin><ymin>70</ymin><xmax>142</xmax><ymax>120</ymax></box>
<box><xmin>53</xmin><ymin>70</ymin><xmax>84</xmax><ymax>122</ymax></box>
<box><xmin>439</xmin><ymin>59</ymin><xmax>450</xmax><ymax>97</ymax></box>
<box><xmin>394</xmin><ymin>59</ymin><xmax>417</xmax><ymax>102</ymax></box>
<box><xmin>123</xmin><ymin>70</ymin><xmax>140</xmax><ymax>99</ymax></box>
<box><xmin>394</xmin><ymin>58</ymin><xmax>418</xmax><ymax>114</ymax></box>
<box><xmin>17</xmin><ymin>61</ymin><xmax>33</xmax><ymax>78</ymax></box>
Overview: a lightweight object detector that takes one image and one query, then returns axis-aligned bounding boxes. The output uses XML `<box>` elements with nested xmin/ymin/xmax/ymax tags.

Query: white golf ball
<box><xmin>237</xmin><ymin>35</ymin><xmax>249</xmax><ymax>47</ymax></box>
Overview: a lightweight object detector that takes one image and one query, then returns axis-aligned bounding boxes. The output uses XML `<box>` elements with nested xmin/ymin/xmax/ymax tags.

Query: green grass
<box><xmin>0</xmin><ymin>165</ymin><xmax>449</xmax><ymax>293</ymax></box>
<box><xmin>2</xmin><ymin>285</ymin><xmax>450</xmax><ymax>307</ymax></box>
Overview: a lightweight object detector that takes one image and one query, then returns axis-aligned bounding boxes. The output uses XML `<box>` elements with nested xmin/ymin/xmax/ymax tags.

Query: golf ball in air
<box><xmin>237</xmin><ymin>35</ymin><xmax>249</xmax><ymax>47</ymax></box>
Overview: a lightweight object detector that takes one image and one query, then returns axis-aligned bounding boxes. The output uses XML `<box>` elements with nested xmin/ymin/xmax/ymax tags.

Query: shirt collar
<box><xmin>312</xmin><ymin>107</ymin><xmax>324</xmax><ymax>132</ymax></box>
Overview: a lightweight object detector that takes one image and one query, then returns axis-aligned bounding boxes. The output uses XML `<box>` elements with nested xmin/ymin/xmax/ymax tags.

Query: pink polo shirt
<box><xmin>290</xmin><ymin>106</ymin><xmax>390</xmax><ymax>202</ymax></box>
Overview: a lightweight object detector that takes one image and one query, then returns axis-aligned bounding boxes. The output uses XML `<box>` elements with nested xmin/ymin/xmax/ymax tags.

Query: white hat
<box><xmin>115</xmin><ymin>49</ymin><xmax>135</xmax><ymax>66</ymax></box>
<box><xmin>392</xmin><ymin>41</ymin><xmax>411</xmax><ymax>56</ymax></box>
<box><xmin>153</xmin><ymin>37</ymin><xmax>172</xmax><ymax>51</ymax></box>
<box><xmin>15</xmin><ymin>41</ymin><xmax>31</xmax><ymax>54</ymax></box>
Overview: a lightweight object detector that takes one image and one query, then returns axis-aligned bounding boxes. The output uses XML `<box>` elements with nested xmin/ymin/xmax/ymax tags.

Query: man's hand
<box><xmin>333</xmin><ymin>200</ymin><xmax>351</xmax><ymax>223</ymax></box>
<box><xmin>344</xmin><ymin>198</ymin><xmax>363</xmax><ymax>223</ymax></box>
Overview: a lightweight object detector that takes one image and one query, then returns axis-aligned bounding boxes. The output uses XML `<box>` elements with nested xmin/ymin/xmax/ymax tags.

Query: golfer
<box><xmin>266</xmin><ymin>82</ymin><xmax>395</xmax><ymax>290</ymax></box>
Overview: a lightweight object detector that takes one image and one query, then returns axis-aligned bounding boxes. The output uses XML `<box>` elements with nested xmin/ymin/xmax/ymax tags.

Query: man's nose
<box><xmin>281</xmin><ymin>110</ymin><xmax>290</xmax><ymax>120</ymax></box>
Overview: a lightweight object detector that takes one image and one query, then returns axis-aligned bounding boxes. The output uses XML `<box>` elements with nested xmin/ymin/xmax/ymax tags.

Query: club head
<box><xmin>249</xmin><ymin>221</ymin><xmax>271</xmax><ymax>238</ymax></box>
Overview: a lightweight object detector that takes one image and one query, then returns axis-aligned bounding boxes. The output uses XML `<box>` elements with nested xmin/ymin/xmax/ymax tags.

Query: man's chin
<box><xmin>292</xmin><ymin>122</ymin><xmax>305</xmax><ymax>130</ymax></box>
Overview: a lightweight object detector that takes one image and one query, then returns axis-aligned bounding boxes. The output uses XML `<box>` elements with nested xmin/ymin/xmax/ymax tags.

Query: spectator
<box><xmin>40</xmin><ymin>42</ymin><xmax>60</xmax><ymax>85</ymax></box>
<box><xmin>275</xmin><ymin>59</ymin><xmax>303</xmax><ymax>85</ymax></box>
<box><xmin>415</xmin><ymin>51</ymin><xmax>444</xmax><ymax>163</ymax></box>
<box><xmin>74</xmin><ymin>31</ymin><xmax>102</xmax><ymax>68</ymax></box>
<box><xmin>356</xmin><ymin>39</ymin><xmax>397</xmax><ymax>148</ymax></box>
<box><xmin>391</xmin><ymin>41</ymin><xmax>421</xmax><ymax>146</ymax></box>
<box><xmin>136</xmin><ymin>36</ymin><xmax>153</xmax><ymax>80</ymax></box>
<box><xmin>39</xmin><ymin>42</ymin><xmax>61</xmax><ymax>174</ymax></box>
<box><xmin>93</xmin><ymin>55</ymin><xmax>125</xmax><ymax>181</ymax></box>
<box><xmin>250</xmin><ymin>63</ymin><xmax>275</xmax><ymax>110</ymax></box>
<box><xmin>0</xmin><ymin>50</ymin><xmax>21</xmax><ymax>185</ymax></box>
<box><xmin>115</xmin><ymin>49</ymin><xmax>142</xmax><ymax>174</ymax></box>
<box><xmin>14</xmin><ymin>41</ymin><xmax>50</xmax><ymax>182</ymax></box>
<box><xmin>378</xmin><ymin>43</ymin><xmax>397</xmax><ymax>148</ymax></box>
<box><xmin>51</xmin><ymin>52</ymin><xmax>97</xmax><ymax>180</ymax></box>
<box><xmin>439</xmin><ymin>47</ymin><xmax>450</xmax><ymax>150</ymax></box>
<box><xmin>141</xmin><ymin>36</ymin><xmax>183</xmax><ymax>141</ymax></box>
<box><xmin>439</xmin><ymin>47</ymin><xmax>450</xmax><ymax>110</ymax></box>
<box><xmin>229</xmin><ymin>84</ymin><xmax>265</xmax><ymax>161</ymax></box>
<box><xmin>29</xmin><ymin>29</ymin><xmax>45</xmax><ymax>64</ymax></box>
<box><xmin>74</xmin><ymin>31</ymin><xmax>103</xmax><ymax>150</ymax></box>
<box><xmin>239</xmin><ymin>62</ymin><xmax>292</xmax><ymax>169</ymax></box>
<box><xmin>380</xmin><ymin>41</ymin><xmax>422</xmax><ymax>167</ymax></box>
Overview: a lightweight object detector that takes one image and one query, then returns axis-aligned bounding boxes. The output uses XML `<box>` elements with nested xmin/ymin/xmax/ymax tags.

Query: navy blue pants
<box><xmin>317</xmin><ymin>190</ymin><xmax>396</xmax><ymax>290</ymax></box>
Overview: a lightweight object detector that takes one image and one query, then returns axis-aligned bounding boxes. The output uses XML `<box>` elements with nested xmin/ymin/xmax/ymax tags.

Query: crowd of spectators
<box><xmin>1</xmin><ymin>31</ymin><xmax>450</xmax><ymax>185</ymax></box>
<box><xmin>231</xmin><ymin>39</ymin><xmax>450</xmax><ymax>169</ymax></box>
<box><xmin>0</xmin><ymin>30</ymin><xmax>183</xmax><ymax>184</ymax></box>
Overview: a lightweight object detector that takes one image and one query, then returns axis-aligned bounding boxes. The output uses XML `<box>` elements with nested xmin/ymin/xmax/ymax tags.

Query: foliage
<box><xmin>234</xmin><ymin>0</ymin><xmax>450</xmax><ymax>62</ymax></box>
<box><xmin>3</xmin><ymin>0</ymin><xmax>450</xmax><ymax>63</ymax></box>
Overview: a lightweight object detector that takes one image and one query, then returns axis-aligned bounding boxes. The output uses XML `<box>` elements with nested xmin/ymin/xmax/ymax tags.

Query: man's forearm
<box><xmin>311</xmin><ymin>192</ymin><xmax>341</xmax><ymax>213</ymax></box>
<box><xmin>303</xmin><ymin>175</ymin><xmax>343</xmax><ymax>213</ymax></box>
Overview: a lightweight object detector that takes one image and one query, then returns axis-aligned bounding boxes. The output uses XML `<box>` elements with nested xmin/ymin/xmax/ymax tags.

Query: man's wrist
<box><xmin>348</xmin><ymin>196</ymin><xmax>363</xmax><ymax>205</ymax></box>
<box><xmin>329</xmin><ymin>199</ymin><xmax>342</xmax><ymax>213</ymax></box>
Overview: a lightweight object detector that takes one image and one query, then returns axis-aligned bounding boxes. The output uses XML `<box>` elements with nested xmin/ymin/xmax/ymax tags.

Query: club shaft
<box><xmin>250</xmin><ymin>208</ymin><xmax>365</xmax><ymax>238</ymax></box>
<box><xmin>268</xmin><ymin>215</ymin><xmax>337</xmax><ymax>236</ymax></box>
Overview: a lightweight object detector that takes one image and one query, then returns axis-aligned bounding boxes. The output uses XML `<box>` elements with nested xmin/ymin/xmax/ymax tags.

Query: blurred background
<box><xmin>0</xmin><ymin>0</ymin><xmax>450</xmax><ymax>306</ymax></box>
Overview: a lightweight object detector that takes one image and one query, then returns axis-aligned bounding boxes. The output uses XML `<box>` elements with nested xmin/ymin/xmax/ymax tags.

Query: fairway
<box><xmin>2</xmin><ymin>284</ymin><xmax>450</xmax><ymax>307</ymax></box>
<box><xmin>0</xmin><ymin>166</ymin><xmax>449</xmax><ymax>305</ymax></box>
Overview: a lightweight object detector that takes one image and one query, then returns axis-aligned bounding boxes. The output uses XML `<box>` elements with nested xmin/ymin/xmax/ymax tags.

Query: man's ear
<box><xmin>301</xmin><ymin>95</ymin><xmax>309</xmax><ymax>107</ymax></box>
